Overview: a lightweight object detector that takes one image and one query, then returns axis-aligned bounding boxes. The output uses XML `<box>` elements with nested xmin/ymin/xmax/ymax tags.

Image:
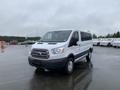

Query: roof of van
<box><xmin>48</xmin><ymin>30</ymin><xmax>91</xmax><ymax>33</ymax></box>
<box><xmin>48</xmin><ymin>29</ymin><xmax>90</xmax><ymax>33</ymax></box>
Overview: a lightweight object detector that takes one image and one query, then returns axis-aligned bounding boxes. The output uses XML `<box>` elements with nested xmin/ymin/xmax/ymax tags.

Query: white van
<box><xmin>112</xmin><ymin>38</ymin><xmax>120</xmax><ymax>48</ymax></box>
<box><xmin>99</xmin><ymin>38</ymin><xmax>113</xmax><ymax>47</ymax></box>
<box><xmin>28</xmin><ymin>30</ymin><xmax>93</xmax><ymax>74</ymax></box>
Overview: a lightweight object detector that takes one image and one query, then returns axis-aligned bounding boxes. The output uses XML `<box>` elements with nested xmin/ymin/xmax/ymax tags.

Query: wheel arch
<box><xmin>89</xmin><ymin>48</ymin><xmax>93</xmax><ymax>53</ymax></box>
<box><xmin>67</xmin><ymin>53</ymin><xmax>75</xmax><ymax>62</ymax></box>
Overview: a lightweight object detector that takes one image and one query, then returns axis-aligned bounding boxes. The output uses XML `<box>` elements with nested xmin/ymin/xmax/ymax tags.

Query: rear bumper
<box><xmin>28</xmin><ymin>56</ymin><xmax>68</xmax><ymax>70</ymax></box>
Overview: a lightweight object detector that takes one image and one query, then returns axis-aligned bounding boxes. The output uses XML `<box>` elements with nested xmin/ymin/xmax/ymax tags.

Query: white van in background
<box><xmin>99</xmin><ymin>38</ymin><xmax>113</xmax><ymax>47</ymax></box>
<box><xmin>112</xmin><ymin>38</ymin><xmax>120</xmax><ymax>48</ymax></box>
<box><xmin>93</xmin><ymin>39</ymin><xmax>100</xmax><ymax>46</ymax></box>
<box><xmin>28</xmin><ymin>30</ymin><xmax>93</xmax><ymax>74</ymax></box>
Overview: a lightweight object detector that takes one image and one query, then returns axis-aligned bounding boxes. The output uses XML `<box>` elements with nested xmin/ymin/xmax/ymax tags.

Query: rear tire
<box><xmin>64</xmin><ymin>58</ymin><xmax>74</xmax><ymax>74</ymax></box>
<box><xmin>86</xmin><ymin>51</ymin><xmax>92</xmax><ymax>63</ymax></box>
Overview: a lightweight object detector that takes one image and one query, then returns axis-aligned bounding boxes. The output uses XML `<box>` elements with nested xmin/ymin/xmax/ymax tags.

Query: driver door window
<box><xmin>69</xmin><ymin>31</ymin><xmax>79</xmax><ymax>47</ymax></box>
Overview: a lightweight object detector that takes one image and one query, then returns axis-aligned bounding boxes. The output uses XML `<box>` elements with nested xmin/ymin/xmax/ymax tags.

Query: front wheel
<box><xmin>107</xmin><ymin>43</ymin><xmax>112</xmax><ymax>47</ymax></box>
<box><xmin>64</xmin><ymin>58</ymin><xmax>74</xmax><ymax>74</ymax></box>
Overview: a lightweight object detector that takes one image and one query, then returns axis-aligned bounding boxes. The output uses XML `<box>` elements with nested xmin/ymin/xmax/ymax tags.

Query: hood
<box><xmin>31</xmin><ymin>42</ymin><xmax>67</xmax><ymax>50</ymax></box>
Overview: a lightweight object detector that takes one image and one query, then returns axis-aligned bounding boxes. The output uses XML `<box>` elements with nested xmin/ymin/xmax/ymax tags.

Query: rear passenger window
<box><xmin>80</xmin><ymin>32</ymin><xmax>92</xmax><ymax>41</ymax></box>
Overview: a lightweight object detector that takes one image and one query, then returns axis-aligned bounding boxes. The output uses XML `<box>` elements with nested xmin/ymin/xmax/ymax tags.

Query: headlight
<box><xmin>51</xmin><ymin>47</ymin><xmax>64</xmax><ymax>54</ymax></box>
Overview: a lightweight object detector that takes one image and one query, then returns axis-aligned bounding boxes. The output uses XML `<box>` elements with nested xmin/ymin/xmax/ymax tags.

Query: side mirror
<box><xmin>69</xmin><ymin>38</ymin><xmax>79</xmax><ymax>47</ymax></box>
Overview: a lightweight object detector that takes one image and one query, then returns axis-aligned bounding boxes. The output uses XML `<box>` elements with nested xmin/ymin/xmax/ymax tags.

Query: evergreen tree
<box><xmin>93</xmin><ymin>34</ymin><xmax>97</xmax><ymax>38</ymax></box>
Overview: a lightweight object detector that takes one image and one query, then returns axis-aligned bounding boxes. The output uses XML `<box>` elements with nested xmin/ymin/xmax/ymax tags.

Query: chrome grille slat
<box><xmin>31</xmin><ymin>49</ymin><xmax>49</xmax><ymax>59</ymax></box>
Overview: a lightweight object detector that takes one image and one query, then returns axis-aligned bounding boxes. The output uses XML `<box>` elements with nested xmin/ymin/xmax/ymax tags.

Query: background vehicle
<box><xmin>28</xmin><ymin>30</ymin><xmax>93</xmax><ymax>74</ymax></box>
<box><xmin>112</xmin><ymin>38</ymin><xmax>120</xmax><ymax>48</ymax></box>
<box><xmin>9</xmin><ymin>40</ymin><xmax>18</xmax><ymax>45</ymax></box>
<box><xmin>93</xmin><ymin>39</ymin><xmax>100</xmax><ymax>46</ymax></box>
<box><xmin>99</xmin><ymin>38</ymin><xmax>113</xmax><ymax>47</ymax></box>
<box><xmin>19</xmin><ymin>40</ymin><xmax>36</xmax><ymax>45</ymax></box>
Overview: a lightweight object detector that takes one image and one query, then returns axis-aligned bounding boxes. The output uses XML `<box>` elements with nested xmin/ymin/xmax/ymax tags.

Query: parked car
<box><xmin>112</xmin><ymin>38</ymin><xmax>120</xmax><ymax>48</ymax></box>
<box><xmin>28</xmin><ymin>30</ymin><xmax>93</xmax><ymax>74</ymax></box>
<box><xmin>99</xmin><ymin>38</ymin><xmax>113</xmax><ymax>47</ymax></box>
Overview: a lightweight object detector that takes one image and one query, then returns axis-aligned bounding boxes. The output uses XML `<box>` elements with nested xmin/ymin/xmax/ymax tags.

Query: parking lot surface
<box><xmin>0</xmin><ymin>46</ymin><xmax>120</xmax><ymax>90</ymax></box>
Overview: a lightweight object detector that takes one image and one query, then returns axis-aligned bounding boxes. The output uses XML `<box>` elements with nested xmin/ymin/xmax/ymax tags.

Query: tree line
<box><xmin>0</xmin><ymin>36</ymin><xmax>41</xmax><ymax>42</ymax></box>
<box><xmin>1</xmin><ymin>31</ymin><xmax>120</xmax><ymax>42</ymax></box>
<box><xmin>93</xmin><ymin>31</ymin><xmax>120</xmax><ymax>38</ymax></box>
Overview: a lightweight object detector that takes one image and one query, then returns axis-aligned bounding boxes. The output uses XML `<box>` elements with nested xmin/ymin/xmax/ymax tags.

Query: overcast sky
<box><xmin>0</xmin><ymin>0</ymin><xmax>120</xmax><ymax>36</ymax></box>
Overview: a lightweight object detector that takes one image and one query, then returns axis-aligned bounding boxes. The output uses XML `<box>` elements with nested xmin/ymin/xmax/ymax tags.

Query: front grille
<box><xmin>31</xmin><ymin>49</ymin><xmax>49</xmax><ymax>59</ymax></box>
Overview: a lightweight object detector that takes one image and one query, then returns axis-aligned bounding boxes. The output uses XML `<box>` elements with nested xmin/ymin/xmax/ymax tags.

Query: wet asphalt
<box><xmin>0</xmin><ymin>45</ymin><xmax>120</xmax><ymax>90</ymax></box>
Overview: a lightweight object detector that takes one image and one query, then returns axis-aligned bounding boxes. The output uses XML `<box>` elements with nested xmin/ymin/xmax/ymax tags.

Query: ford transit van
<box><xmin>28</xmin><ymin>30</ymin><xmax>93</xmax><ymax>74</ymax></box>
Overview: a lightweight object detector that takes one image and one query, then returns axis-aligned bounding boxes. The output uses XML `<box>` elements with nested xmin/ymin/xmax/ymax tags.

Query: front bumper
<box><xmin>28</xmin><ymin>56</ymin><xmax>68</xmax><ymax>70</ymax></box>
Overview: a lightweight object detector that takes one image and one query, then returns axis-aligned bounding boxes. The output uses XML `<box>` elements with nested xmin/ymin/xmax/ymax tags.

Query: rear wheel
<box><xmin>65</xmin><ymin>58</ymin><xmax>74</xmax><ymax>74</ymax></box>
<box><xmin>86</xmin><ymin>51</ymin><xmax>92</xmax><ymax>63</ymax></box>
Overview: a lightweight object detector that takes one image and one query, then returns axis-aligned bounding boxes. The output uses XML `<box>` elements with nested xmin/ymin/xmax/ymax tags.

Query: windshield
<box><xmin>40</xmin><ymin>30</ymin><xmax>72</xmax><ymax>42</ymax></box>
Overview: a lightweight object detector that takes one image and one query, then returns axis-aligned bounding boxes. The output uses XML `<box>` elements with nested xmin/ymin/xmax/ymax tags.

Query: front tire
<box><xmin>114</xmin><ymin>46</ymin><xmax>117</xmax><ymax>48</ymax></box>
<box><xmin>97</xmin><ymin>42</ymin><xmax>100</xmax><ymax>46</ymax></box>
<box><xmin>65</xmin><ymin>58</ymin><xmax>74</xmax><ymax>74</ymax></box>
<box><xmin>107</xmin><ymin>43</ymin><xmax>112</xmax><ymax>47</ymax></box>
<box><xmin>35</xmin><ymin>68</ymin><xmax>44</xmax><ymax>74</ymax></box>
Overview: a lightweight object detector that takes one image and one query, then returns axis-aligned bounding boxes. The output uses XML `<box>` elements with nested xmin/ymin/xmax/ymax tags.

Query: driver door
<box><xmin>68</xmin><ymin>31</ymin><xmax>80</xmax><ymax>60</ymax></box>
